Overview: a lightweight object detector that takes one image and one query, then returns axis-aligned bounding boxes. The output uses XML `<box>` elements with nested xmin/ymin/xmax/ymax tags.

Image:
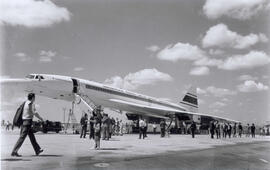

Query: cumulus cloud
<box><xmin>189</xmin><ymin>66</ymin><xmax>210</xmax><ymax>76</ymax></box>
<box><xmin>157</xmin><ymin>42</ymin><xmax>206</xmax><ymax>62</ymax></box>
<box><xmin>39</xmin><ymin>50</ymin><xmax>56</xmax><ymax>63</ymax></box>
<box><xmin>200</xmin><ymin>86</ymin><xmax>237</xmax><ymax>97</ymax></box>
<box><xmin>202</xmin><ymin>23</ymin><xmax>268</xmax><ymax>49</ymax></box>
<box><xmin>238</xmin><ymin>80</ymin><xmax>269</xmax><ymax>92</ymax></box>
<box><xmin>14</xmin><ymin>52</ymin><xmax>31</xmax><ymax>62</ymax></box>
<box><xmin>238</xmin><ymin>75</ymin><xmax>258</xmax><ymax>81</ymax></box>
<box><xmin>218</xmin><ymin>51</ymin><xmax>270</xmax><ymax>70</ymax></box>
<box><xmin>203</xmin><ymin>0</ymin><xmax>269</xmax><ymax>20</ymax></box>
<box><xmin>146</xmin><ymin>45</ymin><xmax>160</xmax><ymax>52</ymax></box>
<box><xmin>198</xmin><ymin>99</ymin><xmax>205</xmax><ymax>105</ymax></box>
<box><xmin>209</xmin><ymin>49</ymin><xmax>225</xmax><ymax>56</ymax></box>
<box><xmin>194</xmin><ymin>57</ymin><xmax>223</xmax><ymax>67</ymax></box>
<box><xmin>197</xmin><ymin>87</ymin><xmax>207</xmax><ymax>95</ymax></box>
<box><xmin>104</xmin><ymin>68</ymin><xmax>173</xmax><ymax>90</ymax></box>
<box><xmin>0</xmin><ymin>0</ymin><xmax>71</xmax><ymax>28</ymax></box>
<box><xmin>73</xmin><ymin>67</ymin><xmax>84</xmax><ymax>72</ymax></box>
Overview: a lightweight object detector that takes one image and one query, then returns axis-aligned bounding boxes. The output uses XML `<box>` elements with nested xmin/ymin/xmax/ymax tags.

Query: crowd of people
<box><xmin>79</xmin><ymin>107</ymin><xmax>132</xmax><ymax>149</ymax></box>
<box><xmin>208</xmin><ymin>121</ymin><xmax>257</xmax><ymax>139</ymax></box>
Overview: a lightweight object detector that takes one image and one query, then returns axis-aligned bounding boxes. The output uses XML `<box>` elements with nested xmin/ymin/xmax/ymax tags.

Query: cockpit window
<box><xmin>35</xmin><ymin>75</ymin><xmax>44</xmax><ymax>80</ymax></box>
<box><xmin>26</xmin><ymin>75</ymin><xmax>35</xmax><ymax>79</ymax></box>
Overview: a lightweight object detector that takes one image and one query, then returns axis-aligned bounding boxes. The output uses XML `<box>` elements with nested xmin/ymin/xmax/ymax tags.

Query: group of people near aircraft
<box><xmin>79</xmin><ymin>107</ymin><xmax>129</xmax><ymax>149</ymax></box>
<box><xmin>209</xmin><ymin>121</ymin><xmax>256</xmax><ymax>139</ymax></box>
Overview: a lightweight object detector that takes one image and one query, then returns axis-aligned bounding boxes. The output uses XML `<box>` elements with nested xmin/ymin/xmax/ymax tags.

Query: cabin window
<box><xmin>26</xmin><ymin>75</ymin><xmax>35</xmax><ymax>79</ymax></box>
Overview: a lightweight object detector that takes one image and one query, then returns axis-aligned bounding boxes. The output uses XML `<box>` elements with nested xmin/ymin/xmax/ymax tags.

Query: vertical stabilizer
<box><xmin>179</xmin><ymin>86</ymin><xmax>198</xmax><ymax>113</ymax></box>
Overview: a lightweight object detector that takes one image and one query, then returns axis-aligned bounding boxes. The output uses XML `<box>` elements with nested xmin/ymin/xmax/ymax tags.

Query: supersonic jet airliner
<box><xmin>1</xmin><ymin>74</ymin><xmax>239</xmax><ymax>123</ymax></box>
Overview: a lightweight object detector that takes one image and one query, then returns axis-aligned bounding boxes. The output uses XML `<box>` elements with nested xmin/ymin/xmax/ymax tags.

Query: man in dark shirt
<box><xmin>89</xmin><ymin>113</ymin><xmax>95</xmax><ymax>139</ymax></box>
<box><xmin>80</xmin><ymin>114</ymin><xmax>88</xmax><ymax>138</ymax></box>
<box><xmin>238</xmin><ymin>123</ymin><xmax>243</xmax><ymax>138</ymax></box>
<box><xmin>227</xmin><ymin>123</ymin><xmax>232</xmax><ymax>138</ymax></box>
<box><xmin>233</xmin><ymin>123</ymin><xmax>237</xmax><ymax>137</ymax></box>
<box><xmin>190</xmin><ymin>121</ymin><xmax>197</xmax><ymax>138</ymax></box>
<box><xmin>209</xmin><ymin>121</ymin><xmax>215</xmax><ymax>139</ymax></box>
<box><xmin>251</xmin><ymin>123</ymin><xmax>256</xmax><ymax>138</ymax></box>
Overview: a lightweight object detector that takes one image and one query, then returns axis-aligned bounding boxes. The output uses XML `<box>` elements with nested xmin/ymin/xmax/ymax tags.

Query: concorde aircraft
<box><xmin>1</xmin><ymin>74</ymin><xmax>239</xmax><ymax>124</ymax></box>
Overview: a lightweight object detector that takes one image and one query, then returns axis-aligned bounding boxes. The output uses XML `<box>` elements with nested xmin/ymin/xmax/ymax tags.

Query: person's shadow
<box><xmin>97</xmin><ymin>148</ymin><xmax>125</xmax><ymax>150</ymax></box>
<box><xmin>31</xmin><ymin>154</ymin><xmax>63</xmax><ymax>157</ymax></box>
<box><xmin>1</xmin><ymin>158</ymin><xmax>31</xmax><ymax>162</ymax></box>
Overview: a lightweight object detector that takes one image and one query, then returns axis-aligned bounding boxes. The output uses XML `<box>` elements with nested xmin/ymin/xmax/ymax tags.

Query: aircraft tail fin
<box><xmin>179</xmin><ymin>86</ymin><xmax>198</xmax><ymax>112</ymax></box>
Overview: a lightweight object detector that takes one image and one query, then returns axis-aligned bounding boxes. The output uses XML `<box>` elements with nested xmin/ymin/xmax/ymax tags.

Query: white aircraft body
<box><xmin>1</xmin><ymin>74</ymin><xmax>239</xmax><ymax>123</ymax></box>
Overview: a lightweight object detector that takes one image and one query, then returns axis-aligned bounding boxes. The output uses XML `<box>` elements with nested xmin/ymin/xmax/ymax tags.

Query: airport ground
<box><xmin>1</xmin><ymin>130</ymin><xmax>270</xmax><ymax>170</ymax></box>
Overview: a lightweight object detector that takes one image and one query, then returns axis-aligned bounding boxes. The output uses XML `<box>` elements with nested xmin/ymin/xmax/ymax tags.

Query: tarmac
<box><xmin>1</xmin><ymin>130</ymin><xmax>270</xmax><ymax>170</ymax></box>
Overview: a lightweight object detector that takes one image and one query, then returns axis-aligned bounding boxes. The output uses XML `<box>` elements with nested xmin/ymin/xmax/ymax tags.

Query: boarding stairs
<box><xmin>74</xmin><ymin>93</ymin><xmax>97</xmax><ymax>114</ymax></box>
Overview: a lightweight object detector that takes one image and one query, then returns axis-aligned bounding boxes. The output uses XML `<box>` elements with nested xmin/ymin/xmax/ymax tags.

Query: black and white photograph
<box><xmin>0</xmin><ymin>0</ymin><xmax>270</xmax><ymax>169</ymax></box>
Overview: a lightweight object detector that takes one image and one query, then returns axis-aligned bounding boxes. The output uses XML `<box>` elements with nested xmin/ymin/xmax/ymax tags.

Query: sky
<box><xmin>0</xmin><ymin>0</ymin><xmax>270</xmax><ymax>125</ymax></box>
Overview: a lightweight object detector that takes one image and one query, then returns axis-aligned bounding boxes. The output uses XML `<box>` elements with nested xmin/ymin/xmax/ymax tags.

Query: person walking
<box><xmin>190</xmin><ymin>121</ymin><xmax>197</xmax><ymax>138</ymax></box>
<box><xmin>94</xmin><ymin>118</ymin><xmax>101</xmax><ymax>149</ymax></box>
<box><xmin>6</xmin><ymin>121</ymin><xmax>10</xmax><ymax>131</ymax></box>
<box><xmin>80</xmin><ymin>113</ymin><xmax>88</xmax><ymax>138</ymax></box>
<box><xmin>153</xmin><ymin>123</ymin><xmax>157</xmax><ymax>134</ymax></box>
<box><xmin>246</xmin><ymin>124</ymin><xmax>250</xmax><ymax>137</ymax></box>
<box><xmin>11</xmin><ymin>93</ymin><xmax>44</xmax><ymax>157</ymax></box>
<box><xmin>209</xmin><ymin>121</ymin><xmax>215</xmax><ymax>139</ymax></box>
<box><xmin>143</xmin><ymin>119</ymin><xmax>147</xmax><ymax>138</ymax></box>
<box><xmin>227</xmin><ymin>123</ymin><xmax>232</xmax><ymax>138</ymax></box>
<box><xmin>251</xmin><ymin>123</ymin><xmax>256</xmax><ymax>138</ymax></box>
<box><xmin>139</xmin><ymin>118</ymin><xmax>145</xmax><ymax>139</ymax></box>
<box><xmin>89</xmin><ymin>114</ymin><xmax>95</xmax><ymax>139</ymax></box>
<box><xmin>102</xmin><ymin>114</ymin><xmax>110</xmax><ymax>140</ymax></box>
<box><xmin>238</xmin><ymin>123</ymin><xmax>243</xmax><ymax>138</ymax></box>
<box><xmin>233</xmin><ymin>123</ymin><xmax>237</xmax><ymax>137</ymax></box>
<box><xmin>160</xmin><ymin>119</ymin><xmax>166</xmax><ymax>138</ymax></box>
<box><xmin>215</xmin><ymin>121</ymin><xmax>220</xmax><ymax>139</ymax></box>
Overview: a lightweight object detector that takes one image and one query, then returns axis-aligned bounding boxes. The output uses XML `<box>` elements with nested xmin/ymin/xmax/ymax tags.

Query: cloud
<box><xmin>39</xmin><ymin>50</ymin><xmax>56</xmax><ymax>63</ymax></box>
<box><xmin>146</xmin><ymin>45</ymin><xmax>160</xmax><ymax>52</ymax></box>
<box><xmin>73</xmin><ymin>67</ymin><xmax>84</xmax><ymax>72</ymax></box>
<box><xmin>203</xmin><ymin>0</ymin><xmax>269</xmax><ymax>20</ymax></box>
<box><xmin>200</xmin><ymin>86</ymin><xmax>237</xmax><ymax>97</ymax></box>
<box><xmin>189</xmin><ymin>66</ymin><xmax>210</xmax><ymax>76</ymax></box>
<box><xmin>197</xmin><ymin>88</ymin><xmax>207</xmax><ymax>95</ymax></box>
<box><xmin>209</xmin><ymin>49</ymin><xmax>225</xmax><ymax>56</ymax></box>
<box><xmin>194</xmin><ymin>57</ymin><xmax>223</xmax><ymax>67</ymax></box>
<box><xmin>238</xmin><ymin>80</ymin><xmax>269</xmax><ymax>92</ymax></box>
<box><xmin>209</xmin><ymin>101</ymin><xmax>226</xmax><ymax>108</ymax></box>
<box><xmin>0</xmin><ymin>0</ymin><xmax>71</xmax><ymax>28</ymax></box>
<box><xmin>198</xmin><ymin>99</ymin><xmax>205</xmax><ymax>105</ymax></box>
<box><xmin>218</xmin><ymin>51</ymin><xmax>270</xmax><ymax>70</ymax></box>
<box><xmin>14</xmin><ymin>52</ymin><xmax>31</xmax><ymax>62</ymax></box>
<box><xmin>238</xmin><ymin>75</ymin><xmax>258</xmax><ymax>81</ymax></box>
<box><xmin>202</xmin><ymin>23</ymin><xmax>268</xmax><ymax>49</ymax></box>
<box><xmin>104</xmin><ymin>68</ymin><xmax>173</xmax><ymax>90</ymax></box>
<box><xmin>157</xmin><ymin>42</ymin><xmax>206</xmax><ymax>62</ymax></box>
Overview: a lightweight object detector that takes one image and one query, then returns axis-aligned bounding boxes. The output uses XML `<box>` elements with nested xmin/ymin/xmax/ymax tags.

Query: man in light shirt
<box><xmin>11</xmin><ymin>93</ymin><xmax>44</xmax><ymax>157</ymax></box>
